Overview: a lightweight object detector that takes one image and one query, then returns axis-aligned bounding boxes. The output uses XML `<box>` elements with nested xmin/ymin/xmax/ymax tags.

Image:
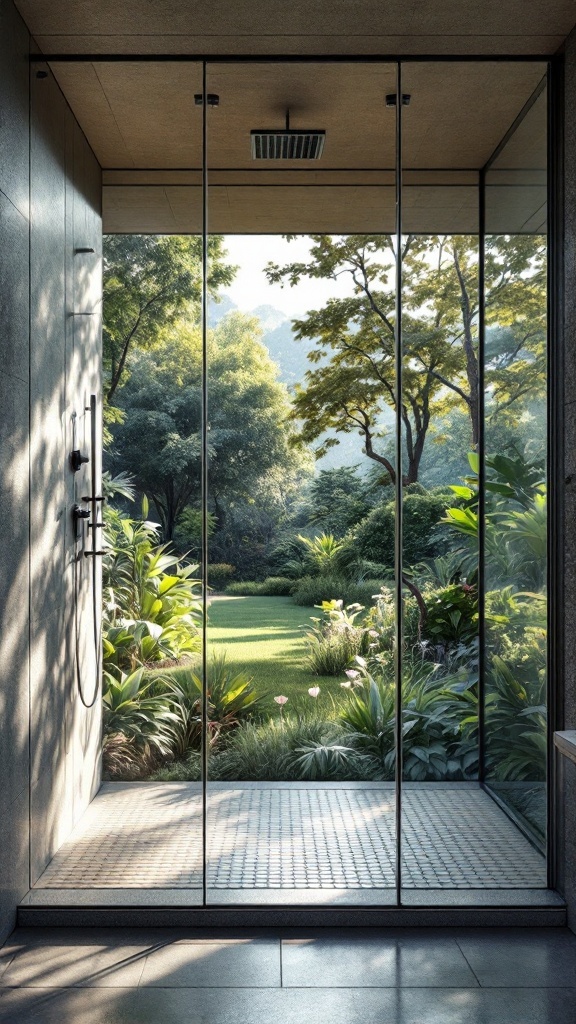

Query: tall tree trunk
<box><xmin>452</xmin><ymin>247</ymin><xmax>480</xmax><ymax>448</ymax></box>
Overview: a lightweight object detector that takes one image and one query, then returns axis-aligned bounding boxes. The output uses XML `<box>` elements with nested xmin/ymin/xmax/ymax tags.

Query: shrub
<box><xmin>291</xmin><ymin>575</ymin><xmax>386</xmax><ymax>608</ymax></box>
<box><xmin>422</xmin><ymin>582</ymin><xmax>479</xmax><ymax>649</ymax></box>
<box><xmin>225</xmin><ymin>580</ymin><xmax>264</xmax><ymax>596</ymax></box>
<box><xmin>353</xmin><ymin>491</ymin><xmax>455</xmax><ymax>569</ymax></box>
<box><xmin>151</xmin><ymin>653</ymin><xmax>267</xmax><ymax>755</ymax></box>
<box><xmin>303</xmin><ymin>600</ymin><xmax>367</xmax><ymax>676</ymax></box>
<box><xmin>338</xmin><ymin>656</ymin><xmax>478</xmax><ymax>782</ymax></box>
<box><xmin>208</xmin><ymin>563</ymin><xmax>236</xmax><ymax>589</ymax></box>
<box><xmin>259</xmin><ymin>576</ymin><xmax>294</xmax><ymax>596</ymax></box>
<box><xmin>102</xmin><ymin>667</ymin><xmax>178</xmax><ymax>778</ymax></box>
<box><xmin>176</xmin><ymin>717</ymin><xmax>372</xmax><ymax>782</ymax></box>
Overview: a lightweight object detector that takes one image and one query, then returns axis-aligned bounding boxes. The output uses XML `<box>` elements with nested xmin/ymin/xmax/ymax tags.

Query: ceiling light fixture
<box><xmin>386</xmin><ymin>94</ymin><xmax>411</xmax><ymax>107</ymax></box>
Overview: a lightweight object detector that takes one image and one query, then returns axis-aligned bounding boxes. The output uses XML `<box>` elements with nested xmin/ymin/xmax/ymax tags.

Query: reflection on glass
<box><xmin>484</xmin><ymin>82</ymin><xmax>548</xmax><ymax>855</ymax></box>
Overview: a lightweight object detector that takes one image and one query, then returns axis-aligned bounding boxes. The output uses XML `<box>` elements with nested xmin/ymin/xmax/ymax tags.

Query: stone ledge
<box><xmin>554</xmin><ymin>731</ymin><xmax>576</xmax><ymax>765</ymax></box>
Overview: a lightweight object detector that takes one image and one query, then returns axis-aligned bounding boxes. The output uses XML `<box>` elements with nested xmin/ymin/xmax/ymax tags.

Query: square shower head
<box><xmin>250</xmin><ymin>128</ymin><xmax>326</xmax><ymax>160</ymax></box>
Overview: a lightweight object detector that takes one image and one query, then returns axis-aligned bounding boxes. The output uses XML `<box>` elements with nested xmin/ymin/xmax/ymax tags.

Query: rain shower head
<box><xmin>251</xmin><ymin>109</ymin><xmax>325</xmax><ymax>160</ymax></box>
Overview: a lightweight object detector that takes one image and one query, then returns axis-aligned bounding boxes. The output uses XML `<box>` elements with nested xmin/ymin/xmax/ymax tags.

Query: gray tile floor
<box><xmin>1</xmin><ymin>927</ymin><xmax>575</xmax><ymax>1023</ymax></box>
<box><xmin>35</xmin><ymin>782</ymin><xmax>546</xmax><ymax>891</ymax></box>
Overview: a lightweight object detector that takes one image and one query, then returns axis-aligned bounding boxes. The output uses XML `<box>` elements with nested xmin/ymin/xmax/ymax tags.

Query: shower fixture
<box><xmin>251</xmin><ymin>109</ymin><xmax>325</xmax><ymax>160</ymax></box>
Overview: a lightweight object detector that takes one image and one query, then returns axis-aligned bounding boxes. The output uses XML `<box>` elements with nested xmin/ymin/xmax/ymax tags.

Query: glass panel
<box><xmin>483</xmin><ymin>76</ymin><xmax>548</xmax><ymax>870</ymax></box>
<box><xmin>30</xmin><ymin>60</ymin><xmax>207</xmax><ymax>902</ymax></box>
<box><xmin>400</xmin><ymin>61</ymin><xmax>548</xmax><ymax>898</ymax></box>
<box><xmin>205</xmin><ymin>60</ymin><xmax>398</xmax><ymax>904</ymax></box>
<box><xmin>399</xmin><ymin>62</ymin><xmax>480</xmax><ymax>897</ymax></box>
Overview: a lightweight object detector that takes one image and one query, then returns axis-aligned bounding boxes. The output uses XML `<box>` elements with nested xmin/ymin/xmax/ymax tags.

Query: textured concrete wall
<box><xmin>0</xmin><ymin>0</ymin><xmax>102</xmax><ymax>944</ymax></box>
<box><xmin>0</xmin><ymin>0</ymin><xmax>32</xmax><ymax>953</ymax></box>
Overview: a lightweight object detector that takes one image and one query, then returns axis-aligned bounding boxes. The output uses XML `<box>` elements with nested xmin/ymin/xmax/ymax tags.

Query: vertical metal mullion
<box><xmin>478</xmin><ymin>168</ymin><xmax>486</xmax><ymax>786</ymax></box>
<box><xmin>394</xmin><ymin>61</ymin><xmax>403</xmax><ymax>907</ymax></box>
<box><xmin>201</xmin><ymin>60</ymin><xmax>208</xmax><ymax>907</ymax></box>
<box><xmin>546</xmin><ymin>57</ymin><xmax>563</xmax><ymax>891</ymax></box>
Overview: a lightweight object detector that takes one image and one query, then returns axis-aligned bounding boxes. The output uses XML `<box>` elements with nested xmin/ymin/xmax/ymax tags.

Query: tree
<box><xmin>267</xmin><ymin>235</ymin><xmax>460</xmax><ymax>485</ymax></box>
<box><xmin>267</xmin><ymin>233</ymin><xmax>546</xmax><ymax>483</ymax></box>
<box><xmin>406</xmin><ymin>234</ymin><xmax>547</xmax><ymax>446</ymax></box>
<box><xmin>109</xmin><ymin>312</ymin><xmax>310</xmax><ymax>541</ymax></box>
<box><xmin>295</xmin><ymin>466</ymin><xmax>375</xmax><ymax>537</ymax></box>
<box><xmin>103</xmin><ymin>234</ymin><xmax>235</xmax><ymax>402</ymax></box>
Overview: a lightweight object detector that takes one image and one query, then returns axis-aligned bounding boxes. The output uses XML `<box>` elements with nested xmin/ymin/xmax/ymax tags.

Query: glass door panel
<box><xmin>400</xmin><ymin>60</ymin><xmax>548</xmax><ymax>898</ymax></box>
<box><xmin>483</xmin><ymin>73</ymin><xmax>548</xmax><ymax>872</ymax></box>
<box><xmin>399</xmin><ymin>61</ymin><xmax>480</xmax><ymax>898</ymax></box>
<box><xmin>205</xmin><ymin>60</ymin><xmax>399</xmax><ymax>904</ymax></box>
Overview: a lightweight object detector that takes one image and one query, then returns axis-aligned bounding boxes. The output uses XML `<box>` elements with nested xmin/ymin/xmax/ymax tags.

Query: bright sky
<box><xmin>223</xmin><ymin>235</ymin><xmax>355</xmax><ymax>317</ymax></box>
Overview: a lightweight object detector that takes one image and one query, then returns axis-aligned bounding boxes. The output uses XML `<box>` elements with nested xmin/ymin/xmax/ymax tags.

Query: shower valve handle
<box><xmin>70</xmin><ymin>450</ymin><xmax>89</xmax><ymax>472</ymax></box>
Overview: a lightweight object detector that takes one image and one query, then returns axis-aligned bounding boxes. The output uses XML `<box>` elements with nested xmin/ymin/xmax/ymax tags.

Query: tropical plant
<box><xmin>296</xmin><ymin>532</ymin><xmax>347</xmax><ymax>576</ymax></box>
<box><xmin>303</xmin><ymin>599</ymin><xmax>368</xmax><ymax>675</ymax></box>
<box><xmin>102</xmin><ymin>667</ymin><xmax>179</xmax><ymax>776</ymax></box>
<box><xmin>292</xmin><ymin>741</ymin><xmax>373</xmax><ymax>780</ymax></box>
<box><xmin>211</xmin><ymin>717</ymin><xmax>373</xmax><ymax>782</ymax></box>
<box><xmin>484</xmin><ymin>655</ymin><xmax>546</xmax><ymax>781</ymax></box>
<box><xmin>337</xmin><ymin>656</ymin><xmax>478</xmax><ymax>781</ymax></box>
<box><xmin>422</xmin><ymin>582</ymin><xmax>478</xmax><ymax>649</ymax></box>
<box><xmin>443</xmin><ymin>451</ymin><xmax>546</xmax><ymax>589</ymax></box>
<box><xmin>202</xmin><ymin>717</ymin><xmax>337</xmax><ymax>781</ymax></box>
<box><xmin>409</xmin><ymin>550</ymin><xmax>471</xmax><ymax>589</ymax></box>
<box><xmin>153</xmin><ymin>653</ymin><xmax>267</xmax><ymax>755</ymax></box>
<box><xmin>102</xmin><ymin>498</ymin><xmax>203</xmax><ymax>673</ymax></box>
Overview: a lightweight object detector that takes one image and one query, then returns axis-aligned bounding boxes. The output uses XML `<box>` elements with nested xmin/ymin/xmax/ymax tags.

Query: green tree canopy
<box><xmin>103</xmin><ymin>234</ymin><xmax>235</xmax><ymax>402</ymax></box>
<box><xmin>267</xmin><ymin>233</ymin><xmax>546</xmax><ymax>484</ymax></box>
<box><xmin>109</xmin><ymin>311</ymin><xmax>310</xmax><ymax>540</ymax></box>
<box><xmin>295</xmin><ymin>466</ymin><xmax>375</xmax><ymax>537</ymax></box>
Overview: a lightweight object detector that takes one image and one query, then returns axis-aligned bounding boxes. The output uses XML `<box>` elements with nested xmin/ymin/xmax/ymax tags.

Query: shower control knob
<box><xmin>70</xmin><ymin>450</ymin><xmax>89</xmax><ymax>472</ymax></box>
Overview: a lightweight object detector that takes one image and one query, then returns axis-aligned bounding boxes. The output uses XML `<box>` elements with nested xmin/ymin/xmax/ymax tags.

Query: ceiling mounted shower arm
<box><xmin>251</xmin><ymin>106</ymin><xmax>326</xmax><ymax>160</ymax></box>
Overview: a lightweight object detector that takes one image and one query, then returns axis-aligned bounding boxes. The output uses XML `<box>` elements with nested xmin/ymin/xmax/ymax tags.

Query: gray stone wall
<box><xmin>0</xmin><ymin>0</ymin><xmax>102</xmax><ymax>944</ymax></box>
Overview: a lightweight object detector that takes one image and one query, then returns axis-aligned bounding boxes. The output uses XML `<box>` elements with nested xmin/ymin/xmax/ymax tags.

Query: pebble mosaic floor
<box><xmin>35</xmin><ymin>782</ymin><xmax>546</xmax><ymax>891</ymax></box>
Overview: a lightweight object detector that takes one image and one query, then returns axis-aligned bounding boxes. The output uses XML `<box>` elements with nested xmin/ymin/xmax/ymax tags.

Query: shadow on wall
<box><xmin>27</xmin><ymin>64</ymin><xmax>103</xmax><ymax>884</ymax></box>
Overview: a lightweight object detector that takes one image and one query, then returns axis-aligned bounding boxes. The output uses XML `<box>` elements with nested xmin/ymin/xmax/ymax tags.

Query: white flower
<box><xmin>368</xmin><ymin>629</ymin><xmax>379</xmax><ymax>638</ymax></box>
<box><xmin>308</xmin><ymin>686</ymin><xmax>320</xmax><ymax>698</ymax></box>
<box><xmin>340</xmin><ymin>681</ymin><xmax>352</xmax><ymax>689</ymax></box>
<box><xmin>274</xmin><ymin>695</ymin><xmax>288</xmax><ymax>706</ymax></box>
<box><xmin>345</xmin><ymin>669</ymin><xmax>360</xmax><ymax>680</ymax></box>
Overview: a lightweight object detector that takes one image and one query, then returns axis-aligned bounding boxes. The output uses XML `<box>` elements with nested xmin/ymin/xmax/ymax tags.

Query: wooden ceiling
<box><xmin>37</xmin><ymin>60</ymin><xmax>548</xmax><ymax>233</ymax></box>
<box><xmin>15</xmin><ymin>0</ymin><xmax>576</xmax><ymax>56</ymax></box>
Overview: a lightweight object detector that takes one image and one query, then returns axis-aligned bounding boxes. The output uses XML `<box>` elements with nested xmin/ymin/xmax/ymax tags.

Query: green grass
<box><xmin>207</xmin><ymin>595</ymin><xmax>345</xmax><ymax>716</ymax></box>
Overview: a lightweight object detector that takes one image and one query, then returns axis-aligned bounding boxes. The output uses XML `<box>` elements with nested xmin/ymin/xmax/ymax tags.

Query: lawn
<box><xmin>207</xmin><ymin>595</ymin><xmax>346</xmax><ymax>716</ymax></box>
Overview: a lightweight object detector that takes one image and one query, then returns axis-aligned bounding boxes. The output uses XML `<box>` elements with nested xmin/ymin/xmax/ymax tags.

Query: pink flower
<box><xmin>274</xmin><ymin>695</ymin><xmax>288</xmax><ymax>706</ymax></box>
<box><xmin>308</xmin><ymin>686</ymin><xmax>320</xmax><ymax>698</ymax></box>
<box><xmin>345</xmin><ymin>669</ymin><xmax>360</xmax><ymax>680</ymax></box>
